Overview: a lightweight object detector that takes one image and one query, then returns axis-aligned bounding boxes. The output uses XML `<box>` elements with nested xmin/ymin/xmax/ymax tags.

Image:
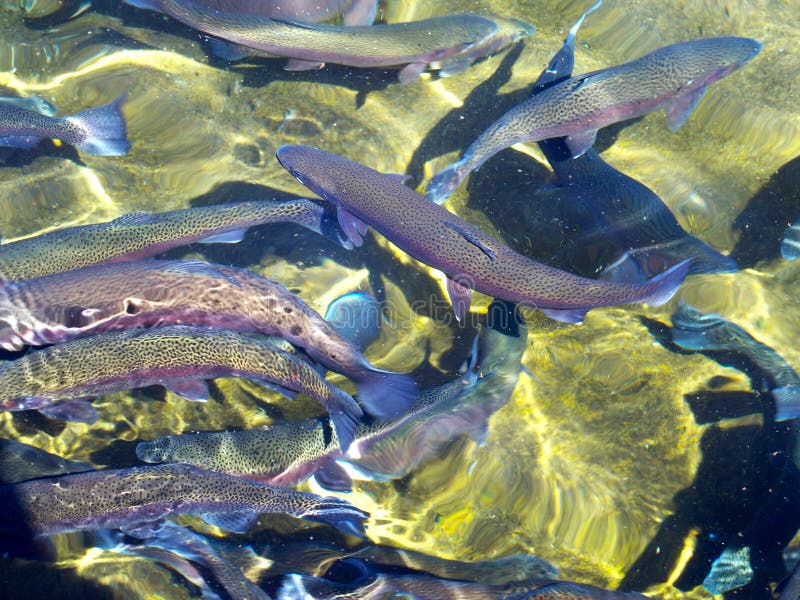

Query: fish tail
<box><xmin>352</xmin><ymin>366</ymin><xmax>417</xmax><ymax>422</ymax></box>
<box><xmin>327</xmin><ymin>386</ymin><xmax>362</xmax><ymax>452</ymax></box>
<box><xmin>634</xmin><ymin>237</ymin><xmax>738</xmax><ymax>277</ymax></box>
<box><xmin>634</xmin><ymin>258</ymin><xmax>692</xmax><ymax>306</ymax></box>
<box><xmin>426</xmin><ymin>160</ymin><xmax>468</xmax><ymax>205</ymax></box>
<box><xmin>299</xmin><ymin>495</ymin><xmax>369</xmax><ymax>538</ymax></box>
<box><xmin>67</xmin><ymin>94</ymin><xmax>130</xmax><ymax>156</ymax></box>
<box><xmin>773</xmin><ymin>386</ymin><xmax>800</xmax><ymax>421</ymax></box>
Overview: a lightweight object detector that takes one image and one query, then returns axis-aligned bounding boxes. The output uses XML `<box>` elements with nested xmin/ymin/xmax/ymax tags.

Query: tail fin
<box><xmin>635</xmin><ymin>258</ymin><xmax>692</xmax><ymax>306</ymax></box>
<box><xmin>630</xmin><ymin>237</ymin><xmax>737</xmax><ymax>278</ymax></box>
<box><xmin>299</xmin><ymin>495</ymin><xmax>369</xmax><ymax>538</ymax></box>
<box><xmin>327</xmin><ymin>387</ymin><xmax>362</xmax><ymax>452</ymax></box>
<box><xmin>773</xmin><ymin>386</ymin><xmax>800</xmax><ymax>421</ymax></box>
<box><xmin>68</xmin><ymin>95</ymin><xmax>130</xmax><ymax>156</ymax></box>
<box><xmin>353</xmin><ymin>368</ymin><xmax>417</xmax><ymax>421</ymax></box>
<box><xmin>426</xmin><ymin>160</ymin><xmax>467</xmax><ymax>205</ymax></box>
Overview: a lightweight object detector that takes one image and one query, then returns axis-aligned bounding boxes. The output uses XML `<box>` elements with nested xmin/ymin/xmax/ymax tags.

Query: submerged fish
<box><xmin>97</xmin><ymin>521</ymin><xmax>270</xmax><ymax>600</ymax></box>
<box><xmin>670</xmin><ymin>302</ymin><xmax>800</xmax><ymax>421</ymax></box>
<box><xmin>0</xmin><ymin>439</ymin><xmax>89</xmax><ymax>484</ymax></box>
<box><xmin>194</xmin><ymin>0</ymin><xmax>379</xmax><ymax>61</ymax></box>
<box><xmin>276</xmin><ymin>145</ymin><xmax>690</xmax><ymax>324</ymax></box>
<box><xmin>0</xmin><ymin>95</ymin><xmax>57</xmax><ymax>117</ymax></box>
<box><xmin>0</xmin><ymin>259</ymin><xmax>415</xmax><ymax>425</ymax></box>
<box><xmin>278</xmin><ymin>571</ymin><xmax>647</xmax><ymax>599</ymax></box>
<box><xmin>138</xmin><ymin>299</ymin><xmax>527</xmax><ymax>491</ymax></box>
<box><xmin>669</xmin><ymin>304</ymin><xmax>800</xmax><ymax>595</ymax></box>
<box><xmin>0</xmin><ymin>198</ymin><xmax>348</xmax><ymax>284</ymax></box>
<box><xmin>425</xmin><ymin>37</ymin><xmax>761</xmax><ymax>204</ymax></box>
<box><xmin>255</xmin><ymin>539</ymin><xmax>557</xmax><ymax>584</ymax></box>
<box><xmin>0</xmin><ymin>94</ymin><xmax>129</xmax><ymax>156</ymax></box>
<box><xmin>528</xmin><ymin>2</ymin><xmax>735</xmax><ymax>279</ymax></box>
<box><xmin>0</xmin><ymin>463</ymin><xmax>368</xmax><ymax>538</ymax></box>
<box><xmin>124</xmin><ymin>0</ymin><xmax>534</xmax><ymax>83</ymax></box>
<box><xmin>0</xmin><ymin>325</ymin><xmax>362</xmax><ymax>450</ymax></box>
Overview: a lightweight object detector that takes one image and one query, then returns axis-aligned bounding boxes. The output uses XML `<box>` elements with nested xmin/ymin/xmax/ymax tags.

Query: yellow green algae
<box><xmin>0</xmin><ymin>0</ymin><xmax>798</xmax><ymax>597</ymax></box>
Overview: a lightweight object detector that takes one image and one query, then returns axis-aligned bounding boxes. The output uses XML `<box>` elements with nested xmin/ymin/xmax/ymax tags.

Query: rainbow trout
<box><xmin>0</xmin><ymin>463</ymin><xmax>368</xmax><ymax>538</ymax></box>
<box><xmin>0</xmin><ymin>259</ymin><xmax>416</xmax><ymax>424</ymax></box>
<box><xmin>124</xmin><ymin>0</ymin><xmax>534</xmax><ymax>83</ymax></box>
<box><xmin>530</xmin><ymin>2</ymin><xmax>736</xmax><ymax>279</ymax></box>
<box><xmin>0</xmin><ymin>95</ymin><xmax>128</xmax><ymax>156</ymax></box>
<box><xmin>276</xmin><ymin>145</ymin><xmax>690</xmax><ymax>324</ymax></box>
<box><xmin>0</xmin><ymin>198</ymin><xmax>348</xmax><ymax>284</ymax></box>
<box><xmin>426</xmin><ymin>36</ymin><xmax>761</xmax><ymax>204</ymax></box>
<box><xmin>0</xmin><ymin>325</ymin><xmax>362</xmax><ymax>450</ymax></box>
<box><xmin>137</xmin><ymin>298</ymin><xmax>527</xmax><ymax>491</ymax></box>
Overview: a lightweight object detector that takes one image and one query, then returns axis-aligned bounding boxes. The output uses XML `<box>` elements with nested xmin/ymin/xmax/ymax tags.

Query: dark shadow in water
<box><xmin>731</xmin><ymin>155</ymin><xmax>800</xmax><ymax>268</ymax></box>
<box><xmin>0</xmin><ymin>139</ymin><xmax>85</xmax><ymax>168</ymax></box>
<box><xmin>621</xmin><ymin>317</ymin><xmax>800</xmax><ymax>598</ymax></box>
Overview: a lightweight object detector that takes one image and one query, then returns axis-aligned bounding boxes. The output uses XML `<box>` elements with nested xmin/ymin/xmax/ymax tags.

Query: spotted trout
<box><xmin>137</xmin><ymin>298</ymin><xmax>527</xmax><ymax>491</ymax></box>
<box><xmin>426</xmin><ymin>36</ymin><xmax>761</xmax><ymax>204</ymax></box>
<box><xmin>0</xmin><ymin>198</ymin><xmax>348</xmax><ymax>284</ymax></box>
<box><xmin>277</xmin><ymin>145</ymin><xmax>690</xmax><ymax>324</ymax></box>
<box><xmin>0</xmin><ymin>325</ymin><xmax>362</xmax><ymax>450</ymax></box>
<box><xmin>0</xmin><ymin>94</ymin><xmax>128</xmax><ymax>156</ymax></box>
<box><xmin>0</xmin><ymin>463</ymin><xmax>368</xmax><ymax>538</ymax></box>
<box><xmin>124</xmin><ymin>0</ymin><xmax>534</xmax><ymax>83</ymax></box>
<box><xmin>529</xmin><ymin>2</ymin><xmax>736</xmax><ymax>279</ymax></box>
<box><xmin>0</xmin><ymin>259</ymin><xmax>416</xmax><ymax>426</ymax></box>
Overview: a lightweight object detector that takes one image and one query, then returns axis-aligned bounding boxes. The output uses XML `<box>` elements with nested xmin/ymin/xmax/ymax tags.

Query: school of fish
<box><xmin>0</xmin><ymin>0</ymin><xmax>785</xmax><ymax>597</ymax></box>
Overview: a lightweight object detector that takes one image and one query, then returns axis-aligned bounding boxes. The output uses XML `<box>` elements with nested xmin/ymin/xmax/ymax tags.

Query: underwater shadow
<box><xmin>621</xmin><ymin>317</ymin><xmax>800</xmax><ymax>597</ymax></box>
<box><xmin>730</xmin><ymin>155</ymin><xmax>800</xmax><ymax>268</ymax></box>
<box><xmin>0</xmin><ymin>140</ymin><xmax>85</xmax><ymax>169</ymax></box>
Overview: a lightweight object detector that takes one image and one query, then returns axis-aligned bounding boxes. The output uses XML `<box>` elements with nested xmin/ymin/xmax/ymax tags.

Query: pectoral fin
<box><xmin>665</xmin><ymin>87</ymin><xmax>708</xmax><ymax>131</ymax></box>
<box><xmin>314</xmin><ymin>460</ymin><xmax>353</xmax><ymax>492</ymax></box>
<box><xmin>37</xmin><ymin>400</ymin><xmax>99</xmax><ymax>424</ymax></box>
<box><xmin>443</xmin><ymin>219</ymin><xmax>496</xmax><ymax>260</ymax></box>
<box><xmin>284</xmin><ymin>58</ymin><xmax>325</xmax><ymax>71</ymax></box>
<box><xmin>197</xmin><ymin>228</ymin><xmax>248</xmax><ymax>244</ymax></box>
<box><xmin>565</xmin><ymin>129</ymin><xmax>598</xmax><ymax>157</ymax></box>
<box><xmin>446</xmin><ymin>276</ymin><xmax>472</xmax><ymax>322</ymax></box>
<box><xmin>337</xmin><ymin>207</ymin><xmax>368</xmax><ymax>247</ymax></box>
<box><xmin>540</xmin><ymin>307</ymin><xmax>587</xmax><ymax>324</ymax></box>
<box><xmin>163</xmin><ymin>380</ymin><xmax>210</xmax><ymax>402</ymax></box>
<box><xmin>398</xmin><ymin>62</ymin><xmax>427</xmax><ymax>84</ymax></box>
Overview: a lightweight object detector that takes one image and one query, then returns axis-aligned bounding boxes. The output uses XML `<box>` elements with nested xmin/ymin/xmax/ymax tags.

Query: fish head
<box><xmin>676</xmin><ymin>37</ymin><xmax>762</xmax><ymax>88</ymax></box>
<box><xmin>488</xmin><ymin>15</ymin><xmax>536</xmax><ymax>44</ymax></box>
<box><xmin>277</xmin><ymin>145</ymin><xmax>343</xmax><ymax>207</ymax></box>
<box><xmin>136</xmin><ymin>436</ymin><xmax>176</xmax><ymax>463</ymax></box>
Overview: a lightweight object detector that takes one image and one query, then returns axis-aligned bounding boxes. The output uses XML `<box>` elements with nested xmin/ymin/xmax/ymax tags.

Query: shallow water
<box><xmin>0</xmin><ymin>0</ymin><xmax>799</xmax><ymax>598</ymax></box>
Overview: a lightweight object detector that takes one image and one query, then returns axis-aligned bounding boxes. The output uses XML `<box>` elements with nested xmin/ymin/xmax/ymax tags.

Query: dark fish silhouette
<box><xmin>529</xmin><ymin>0</ymin><xmax>735</xmax><ymax>279</ymax></box>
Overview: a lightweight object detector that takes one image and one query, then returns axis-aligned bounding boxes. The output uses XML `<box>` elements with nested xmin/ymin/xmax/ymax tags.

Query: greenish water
<box><xmin>1</xmin><ymin>0</ymin><xmax>799</xmax><ymax>598</ymax></box>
